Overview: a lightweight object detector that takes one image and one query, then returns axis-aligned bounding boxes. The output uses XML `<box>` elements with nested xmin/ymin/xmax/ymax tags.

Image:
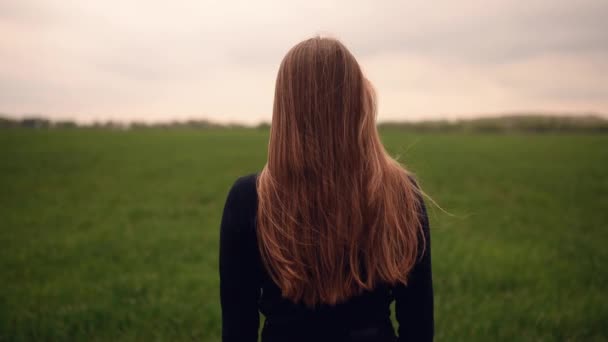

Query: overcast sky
<box><xmin>1</xmin><ymin>0</ymin><xmax>607</xmax><ymax>124</ymax></box>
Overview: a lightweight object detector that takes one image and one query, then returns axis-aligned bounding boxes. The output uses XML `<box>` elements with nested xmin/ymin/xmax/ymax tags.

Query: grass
<box><xmin>0</xmin><ymin>128</ymin><xmax>607</xmax><ymax>341</ymax></box>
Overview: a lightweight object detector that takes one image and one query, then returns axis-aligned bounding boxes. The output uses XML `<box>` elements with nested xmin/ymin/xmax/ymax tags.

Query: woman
<box><xmin>219</xmin><ymin>36</ymin><xmax>433</xmax><ymax>342</ymax></box>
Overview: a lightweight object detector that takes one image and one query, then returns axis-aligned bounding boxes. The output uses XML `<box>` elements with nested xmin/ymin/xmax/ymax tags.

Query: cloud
<box><xmin>0</xmin><ymin>0</ymin><xmax>606</xmax><ymax>123</ymax></box>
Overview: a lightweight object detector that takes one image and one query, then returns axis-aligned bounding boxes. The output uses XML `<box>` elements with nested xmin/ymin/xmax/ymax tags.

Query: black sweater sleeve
<box><xmin>394</xmin><ymin>195</ymin><xmax>435</xmax><ymax>341</ymax></box>
<box><xmin>219</xmin><ymin>176</ymin><xmax>261</xmax><ymax>342</ymax></box>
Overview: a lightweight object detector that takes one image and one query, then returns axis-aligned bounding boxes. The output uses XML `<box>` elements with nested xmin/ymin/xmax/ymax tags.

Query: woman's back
<box><xmin>219</xmin><ymin>36</ymin><xmax>433</xmax><ymax>341</ymax></box>
<box><xmin>219</xmin><ymin>173</ymin><xmax>433</xmax><ymax>342</ymax></box>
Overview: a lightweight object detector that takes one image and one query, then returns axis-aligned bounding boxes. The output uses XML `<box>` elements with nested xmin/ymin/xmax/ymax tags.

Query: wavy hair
<box><xmin>256</xmin><ymin>36</ymin><xmax>424</xmax><ymax>307</ymax></box>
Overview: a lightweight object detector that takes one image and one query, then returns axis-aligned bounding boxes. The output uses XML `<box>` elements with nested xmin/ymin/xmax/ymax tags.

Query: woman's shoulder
<box><xmin>229</xmin><ymin>172</ymin><xmax>258</xmax><ymax>195</ymax></box>
<box><xmin>224</xmin><ymin>172</ymin><xmax>259</xmax><ymax>212</ymax></box>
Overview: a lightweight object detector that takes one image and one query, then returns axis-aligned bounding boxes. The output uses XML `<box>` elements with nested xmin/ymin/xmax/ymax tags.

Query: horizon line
<box><xmin>1</xmin><ymin>110</ymin><xmax>607</xmax><ymax>127</ymax></box>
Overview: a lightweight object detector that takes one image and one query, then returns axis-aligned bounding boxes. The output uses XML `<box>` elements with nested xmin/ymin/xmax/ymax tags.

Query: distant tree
<box><xmin>54</xmin><ymin>121</ymin><xmax>77</xmax><ymax>128</ymax></box>
<box><xmin>256</xmin><ymin>122</ymin><xmax>271</xmax><ymax>130</ymax></box>
<box><xmin>20</xmin><ymin>117</ymin><xmax>51</xmax><ymax>128</ymax></box>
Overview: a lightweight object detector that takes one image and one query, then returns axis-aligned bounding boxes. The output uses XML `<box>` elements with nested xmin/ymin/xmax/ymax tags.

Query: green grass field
<box><xmin>1</xmin><ymin>128</ymin><xmax>607</xmax><ymax>341</ymax></box>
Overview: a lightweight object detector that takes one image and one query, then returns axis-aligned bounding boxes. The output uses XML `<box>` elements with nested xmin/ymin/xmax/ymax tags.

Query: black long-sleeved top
<box><xmin>219</xmin><ymin>173</ymin><xmax>433</xmax><ymax>342</ymax></box>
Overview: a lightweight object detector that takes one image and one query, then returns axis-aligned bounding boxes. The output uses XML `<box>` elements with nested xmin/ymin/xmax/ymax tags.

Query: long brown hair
<box><xmin>256</xmin><ymin>36</ymin><xmax>424</xmax><ymax>307</ymax></box>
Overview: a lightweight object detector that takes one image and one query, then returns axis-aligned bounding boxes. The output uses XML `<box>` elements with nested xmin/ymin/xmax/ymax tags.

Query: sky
<box><xmin>1</xmin><ymin>0</ymin><xmax>607</xmax><ymax>124</ymax></box>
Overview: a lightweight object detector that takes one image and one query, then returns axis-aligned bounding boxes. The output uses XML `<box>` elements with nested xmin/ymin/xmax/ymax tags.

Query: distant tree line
<box><xmin>0</xmin><ymin>116</ymin><xmax>250</xmax><ymax>130</ymax></box>
<box><xmin>377</xmin><ymin>114</ymin><xmax>608</xmax><ymax>133</ymax></box>
<box><xmin>1</xmin><ymin>113</ymin><xmax>607</xmax><ymax>133</ymax></box>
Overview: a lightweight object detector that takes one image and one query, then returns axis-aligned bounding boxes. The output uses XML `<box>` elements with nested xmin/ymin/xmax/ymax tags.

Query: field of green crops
<box><xmin>1</xmin><ymin>128</ymin><xmax>607</xmax><ymax>341</ymax></box>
